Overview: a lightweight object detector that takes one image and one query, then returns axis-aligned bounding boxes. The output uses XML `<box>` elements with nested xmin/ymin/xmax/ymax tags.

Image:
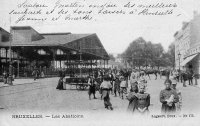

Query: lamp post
<box><xmin>178</xmin><ymin>52</ymin><xmax>181</xmax><ymax>82</ymax></box>
<box><xmin>79</xmin><ymin>51</ymin><xmax>82</xmax><ymax>77</ymax></box>
<box><xmin>79</xmin><ymin>40</ymin><xmax>82</xmax><ymax>77</ymax></box>
<box><xmin>8</xmin><ymin>27</ymin><xmax>13</xmax><ymax>85</ymax></box>
<box><xmin>178</xmin><ymin>52</ymin><xmax>181</xmax><ymax>72</ymax></box>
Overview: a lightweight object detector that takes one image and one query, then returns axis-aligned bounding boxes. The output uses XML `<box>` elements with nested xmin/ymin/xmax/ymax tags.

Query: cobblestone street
<box><xmin>0</xmin><ymin>76</ymin><xmax>200</xmax><ymax>126</ymax></box>
<box><xmin>0</xmin><ymin>75</ymin><xmax>200</xmax><ymax>113</ymax></box>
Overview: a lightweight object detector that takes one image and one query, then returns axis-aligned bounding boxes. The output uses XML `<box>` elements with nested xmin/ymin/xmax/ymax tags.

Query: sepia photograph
<box><xmin>0</xmin><ymin>0</ymin><xmax>200</xmax><ymax>125</ymax></box>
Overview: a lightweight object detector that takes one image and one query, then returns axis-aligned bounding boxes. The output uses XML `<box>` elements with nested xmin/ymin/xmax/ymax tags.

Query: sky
<box><xmin>0</xmin><ymin>0</ymin><xmax>200</xmax><ymax>56</ymax></box>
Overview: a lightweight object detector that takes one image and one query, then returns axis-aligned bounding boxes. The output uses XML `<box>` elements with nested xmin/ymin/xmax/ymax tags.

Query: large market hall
<box><xmin>0</xmin><ymin>26</ymin><xmax>110</xmax><ymax>77</ymax></box>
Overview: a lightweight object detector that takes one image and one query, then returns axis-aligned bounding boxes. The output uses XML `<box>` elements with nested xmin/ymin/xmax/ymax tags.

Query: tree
<box><xmin>121</xmin><ymin>37</ymin><xmax>168</xmax><ymax>69</ymax></box>
<box><xmin>151</xmin><ymin>43</ymin><xmax>164</xmax><ymax>68</ymax></box>
<box><xmin>166</xmin><ymin>42</ymin><xmax>175</xmax><ymax>68</ymax></box>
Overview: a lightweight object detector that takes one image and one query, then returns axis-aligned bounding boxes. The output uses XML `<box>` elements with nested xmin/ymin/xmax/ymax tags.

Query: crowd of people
<box><xmin>56</xmin><ymin>68</ymin><xmax>184</xmax><ymax>115</ymax></box>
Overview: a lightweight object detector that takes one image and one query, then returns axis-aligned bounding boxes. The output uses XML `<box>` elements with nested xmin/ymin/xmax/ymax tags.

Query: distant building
<box><xmin>174</xmin><ymin>11</ymin><xmax>200</xmax><ymax>74</ymax></box>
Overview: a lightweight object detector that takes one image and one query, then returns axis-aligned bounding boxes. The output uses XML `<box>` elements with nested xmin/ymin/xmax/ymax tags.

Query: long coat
<box><xmin>56</xmin><ymin>78</ymin><xmax>64</xmax><ymax>90</ymax></box>
<box><xmin>160</xmin><ymin>88</ymin><xmax>179</xmax><ymax>113</ymax></box>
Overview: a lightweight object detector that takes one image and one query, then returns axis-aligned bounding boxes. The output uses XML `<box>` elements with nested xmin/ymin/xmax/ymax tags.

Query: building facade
<box><xmin>174</xmin><ymin>11</ymin><xmax>200</xmax><ymax>75</ymax></box>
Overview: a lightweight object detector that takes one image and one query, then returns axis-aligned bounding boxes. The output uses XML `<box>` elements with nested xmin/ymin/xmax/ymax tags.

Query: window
<box><xmin>37</xmin><ymin>49</ymin><xmax>46</xmax><ymax>55</ymax></box>
<box><xmin>0</xmin><ymin>48</ymin><xmax>6</xmax><ymax>57</ymax></box>
<box><xmin>56</xmin><ymin>49</ymin><xmax>64</xmax><ymax>55</ymax></box>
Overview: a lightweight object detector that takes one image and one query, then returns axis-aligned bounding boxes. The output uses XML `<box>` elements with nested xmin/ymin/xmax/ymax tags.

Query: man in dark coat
<box><xmin>181</xmin><ymin>71</ymin><xmax>187</xmax><ymax>87</ymax></box>
<box><xmin>88</xmin><ymin>76</ymin><xmax>97</xmax><ymax>100</ymax></box>
<box><xmin>188</xmin><ymin>69</ymin><xmax>194</xmax><ymax>85</ymax></box>
<box><xmin>56</xmin><ymin>76</ymin><xmax>65</xmax><ymax>90</ymax></box>
<box><xmin>113</xmin><ymin>76</ymin><xmax>121</xmax><ymax>97</ymax></box>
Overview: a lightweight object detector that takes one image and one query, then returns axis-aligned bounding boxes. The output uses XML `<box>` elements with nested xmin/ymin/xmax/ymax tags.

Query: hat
<box><xmin>164</xmin><ymin>79</ymin><xmax>172</xmax><ymax>84</ymax></box>
<box><xmin>138</xmin><ymin>82</ymin><xmax>146</xmax><ymax>89</ymax></box>
<box><xmin>171</xmin><ymin>80</ymin><xmax>177</xmax><ymax>85</ymax></box>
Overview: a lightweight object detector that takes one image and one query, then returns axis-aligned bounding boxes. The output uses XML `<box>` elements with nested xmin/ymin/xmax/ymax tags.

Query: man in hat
<box><xmin>181</xmin><ymin>70</ymin><xmax>187</xmax><ymax>87</ymax></box>
<box><xmin>88</xmin><ymin>75</ymin><xmax>97</xmax><ymax>100</ymax></box>
<box><xmin>160</xmin><ymin>79</ymin><xmax>179</xmax><ymax>114</ymax></box>
<box><xmin>113</xmin><ymin>75</ymin><xmax>121</xmax><ymax>97</ymax></box>
<box><xmin>120</xmin><ymin>76</ymin><xmax>127</xmax><ymax>99</ymax></box>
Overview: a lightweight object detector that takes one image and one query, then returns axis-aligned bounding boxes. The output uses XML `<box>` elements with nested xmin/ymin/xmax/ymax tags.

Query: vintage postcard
<box><xmin>0</xmin><ymin>0</ymin><xmax>200</xmax><ymax>125</ymax></box>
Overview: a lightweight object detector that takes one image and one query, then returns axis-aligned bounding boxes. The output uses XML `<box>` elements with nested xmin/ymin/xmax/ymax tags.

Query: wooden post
<box><xmin>6</xmin><ymin>48</ymin><xmax>8</xmax><ymax>64</ymax></box>
<box><xmin>60</xmin><ymin>60</ymin><xmax>62</xmax><ymax>69</ymax></box>
<box><xmin>107</xmin><ymin>60</ymin><xmax>108</xmax><ymax>69</ymax></box>
<box><xmin>91</xmin><ymin>60</ymin><xmax>92</xmax><ymax>74</ymax></box>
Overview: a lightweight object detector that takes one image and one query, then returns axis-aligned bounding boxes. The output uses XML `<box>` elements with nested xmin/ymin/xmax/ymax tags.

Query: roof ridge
<box><xmin>41</xmin><ymin>32</ymin><xmax>71</xmax><ymax>35</ymax></box>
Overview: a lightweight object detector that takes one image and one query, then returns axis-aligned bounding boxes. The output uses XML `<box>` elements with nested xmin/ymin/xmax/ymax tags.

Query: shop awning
<box><xmin>180</xmin><ymin>53</ymin><xmax>199</xmax><ymax>66</ymax></box>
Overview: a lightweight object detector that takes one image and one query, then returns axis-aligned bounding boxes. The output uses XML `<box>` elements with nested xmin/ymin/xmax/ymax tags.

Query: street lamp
<box><xmin>79</xmin><ymin>51</ymin><xmax>82</xmax><ymax>77</ymax></box>
<box><xmin>178</xmin><ymin>52</ymin><xmax>181</xmax><ymax>82</ymax></box>
<box><xmin>8</xmin><ymin>27</ymin><xmax>13</xmax><ymax>85</ymax></box>
<box><xmin>178</xmin><ymin>52</ymin><xmax>181</xmax><ymax>71</ymax></box>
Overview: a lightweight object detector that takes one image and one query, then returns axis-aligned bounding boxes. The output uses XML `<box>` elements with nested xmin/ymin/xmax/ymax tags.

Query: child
<box><xmin>130</xmin><ymin>70</ymin><xmax>138</xmax><ymax>93</ymax></box>
<box><xmin>127</xmin><ymin>82</ymin><xmax>150</xmax><ymax>115</ymax></box>
<box><xmin>171</xmin><ymin>82</ymin><xmax>182</xmax><ymax>113</ymax></box>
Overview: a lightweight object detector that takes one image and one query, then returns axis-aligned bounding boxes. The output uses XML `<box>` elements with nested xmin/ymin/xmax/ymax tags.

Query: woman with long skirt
<box><xmin>56</xmin><ymin>76</ymin><xmax>64</xmax><ymax>90</ymax></box>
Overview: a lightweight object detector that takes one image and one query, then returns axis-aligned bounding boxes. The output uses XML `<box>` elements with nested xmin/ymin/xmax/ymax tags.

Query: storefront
<box><xmin>181</xmin><ymin>53</ymin><xmax>200</xmax><ymax>85</ymax></box>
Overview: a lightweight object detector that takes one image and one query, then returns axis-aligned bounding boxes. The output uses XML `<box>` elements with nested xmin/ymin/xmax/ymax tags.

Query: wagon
<box><xmin>65</xmin><ymin>77</ymin><xmax>89</xmax><ymax>90</ymax></box>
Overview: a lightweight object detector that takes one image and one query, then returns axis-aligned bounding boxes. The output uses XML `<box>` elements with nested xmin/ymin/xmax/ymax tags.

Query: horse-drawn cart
<box><xmin>65</xmin><ymin>77</ymin><xmax>89</xmax><ymax>90</ymax></box>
